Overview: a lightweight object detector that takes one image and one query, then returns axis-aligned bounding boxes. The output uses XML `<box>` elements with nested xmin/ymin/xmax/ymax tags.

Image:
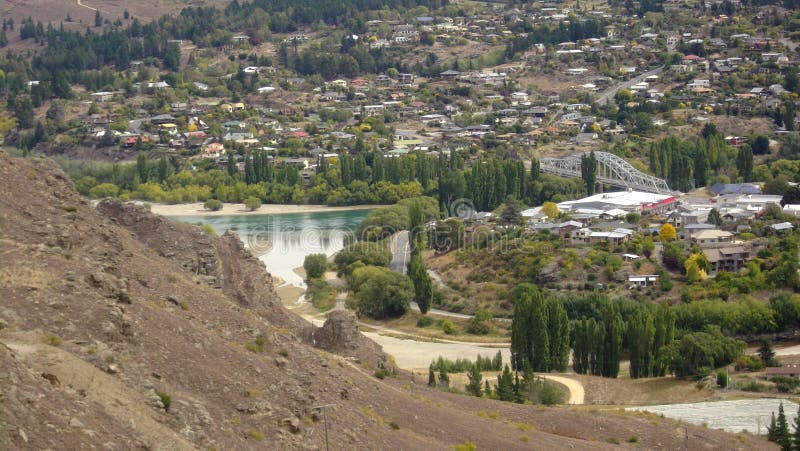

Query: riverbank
<box><xmin>146</xmin><ymin>202</ymin><xmax>383</xmax><ymax>217</ymax></box>
<box><xmin>272</xmin><ymin>273</ymin><xmax>306</xmax><ymax>306</ymax></box>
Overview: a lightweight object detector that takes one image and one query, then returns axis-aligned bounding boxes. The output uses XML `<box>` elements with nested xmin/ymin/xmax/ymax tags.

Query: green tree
<box><xmin>600</xmin><ymin>301</ymin><xmax>623</xmax><ymax>378</ymax></box>
<box><xmin>244</xmin><ymin>196</ymin><xmax>261</xmax><ymax>211</ymax></box>
<box><xmin>164</xmin><ymin>42</ymin><xmax>181</xmax><ymax>71</ymax></box>
<box><xmin>708</xmin><ymin>208</ymin><xmax>722</xmax><ymax>226</ymax></box>
<box><xmin>664</xmin><ymin>326</ymin><xmax>745</xmax><ymax>377</ymax></box>
<box><xmin>14</xmin><ymin>96</ymin><xmax>34</xmax><ymax>129</ymax></box>
<box><xmin>499</xmin><ymin>196</ymin><xmax>523</xmax><ymax>227</ymax></box>
<box><xmin>510</xmin><ymin>284</ymin><xmax>549</xmax><ymax>372</ymax></box>
<box><xmin>752</xmin><ymin>135</ymin><xmax>770</xmax><ymax>155</ymax></box>
<box><xmin>792</xmin><ymin>404</ymin><xmax>800</xmax><ymax>451</ymax></box>
<box><xmin>466</xmin><ymin>365</ymin><xmax>483</xmax><ymax>397</ymax></box>
<box><xmin>303</xmin><ymin>253</ymin><xmax>328</xmax><ymax>279</ymax></box>
<box><xmin>355</xmin><ymin>268</ymin><xmax>413</xmax><ymax>319</ymax></box>
<box><xmin>157</xmin><ymin>156</ymin><xmax>169</xmax><ymax>182</ymax></box>
<box><xmin>759</xmin><ymin>340</ymin><xmax>777</xmax><ymax>367</ymax></box>
<box><xmin>651</xmin><ymin>303</ymin><xmax>675</xmax><ymax>377</ymax></box>
<box><xmin>227</xmin><ymin>151</ymin><xmax>238</xmax><ymax>177</ymax></box>
<box><xmin>777</xmin><ymin>402</ymin><xmax>792</xmax><ymax>451</ymax></box>
<box><xmin>94</xmin><ymin>10</ymin><xmax>102</xmax><ymax>27</ymax></box>
<box><xmin>408</xmin><ymin>252</ymin><xmax>433</xmax><ymax>314</ymax></box>
<box><xmin>736</xmin><ymin>145</ymin><xmax>754</xmax><ymax>182</ymax></box>
<box><xmin>581</xmin><ymin>150</ymin><xmax>597</xmax><ymax>196</ymax></box>
<box><xmin>547</xmin><ymin>300</ymin><xmax>570</xmax><ymax>372</ymax></box>
<box><xmin>628</xmin><ymin>310</ymin><xmax>655</xmax><ymax>379</ymax></box>
<box><xmin>495</xmin><ymin>365</ymin><xmax>515</xmax><ymax>401</ymax></box>
<box><xmin>88</xmin><ymin>182</ymin><xmax>119</xmax><ymax>198</ymax></box>
<box><xmin>335</xmin><ymin>242</ymin><xmax>391</xmax><ymax>274</ymax></box>
<box><xmin>137</xmin><ymin>153</ymin><xmax>148</xmax><ymax>182</ymax></box>
<box><xmin>203</xmin><ymin>199</ymin><xmax>222</xmax><ymax>211</ymax></box>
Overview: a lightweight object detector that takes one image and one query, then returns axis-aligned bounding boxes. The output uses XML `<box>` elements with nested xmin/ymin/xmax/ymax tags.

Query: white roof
<box><xmin>559</xmin><ymin>191</ymin><xmax>673</xmax><ymax>210</ymax></box>
<box><xmin>521</xmin><ymin>207</ymin><xmax>543</xmax><ymax>217</ymax></box>
<box><xmin>604</xmin><ymin>208</ymin><xmax>627</xmax><ymax>216</ymax></box>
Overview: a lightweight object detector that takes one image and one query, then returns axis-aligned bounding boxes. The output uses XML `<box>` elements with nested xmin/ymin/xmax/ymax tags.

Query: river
<box><xmin>172</xmin><ymin>209</ymin><xmax>371</xmax><ymax>289</ymax></box>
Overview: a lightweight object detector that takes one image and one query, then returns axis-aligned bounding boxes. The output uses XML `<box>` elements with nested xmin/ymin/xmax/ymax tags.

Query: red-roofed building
<box><xmin>124</xmin><ymin>136</ymin><xmax>150</xmax><ymax>147</ymax></box>
<box><xmin>286</xmin><ymin>130</ymin><xmax>310</xmax><ymax>139</ymax></box>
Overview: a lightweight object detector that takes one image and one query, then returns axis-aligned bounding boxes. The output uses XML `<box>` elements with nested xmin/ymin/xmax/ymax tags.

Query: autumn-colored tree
<box><xmin>659</xmin><ymin>223</ymin><xmax>677</xmax><ymax>241</ymax></box>
<box><xmin>542</xmin><ymin>202</ymin><xmax>559</xmax><ymax>219</ymax></box>
<box><xmin>684</xmin><ymin>253</ymin><xmax>708</xmax><ymax>283</ymax></box>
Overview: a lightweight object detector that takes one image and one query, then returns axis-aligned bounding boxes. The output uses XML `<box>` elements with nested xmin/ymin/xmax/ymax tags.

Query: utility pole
<box><xmin>313</xmin><ymin>404</ymin><xmax>334</xmax><ymax>451</ymax></box>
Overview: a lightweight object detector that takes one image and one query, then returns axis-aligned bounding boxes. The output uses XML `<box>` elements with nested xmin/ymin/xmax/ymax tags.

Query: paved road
<box><xmin>596</xmin><ymin>66</ymin><xmax>664</xmax><ymax>106</ymax></box>
<box><xmin>389</xmin><ymin>231</ymin><xmax>410</xmax><ymax>274</ymax></box>
<box><xmin>409</xmin><ymin>301</ymin><xmax>474</xmax><ymax>320</ymax></box>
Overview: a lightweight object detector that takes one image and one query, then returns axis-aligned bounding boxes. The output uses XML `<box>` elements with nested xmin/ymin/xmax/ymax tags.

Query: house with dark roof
<box><xmin>703</xmin><ymin>246</ymin><xmax>751</xmax><ymax>274</ymax></box>
<box><xmin>709</xmin><ymin>183</ymin><xmax>762</xmax><ymax>196</ymax></box>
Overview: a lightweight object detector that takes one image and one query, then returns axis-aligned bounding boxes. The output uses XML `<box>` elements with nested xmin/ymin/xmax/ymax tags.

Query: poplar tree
<box><xmin>581</xmin><ymin>150</ymin><xmax>597</xmax><ymax>195</ymax></box>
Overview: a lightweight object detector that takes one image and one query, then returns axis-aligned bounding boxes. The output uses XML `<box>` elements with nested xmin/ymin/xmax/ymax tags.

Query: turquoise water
<box><xmin>172</xmin><ymin>209</ymin><xmax>371</xmax><ymax>288</ymax></box>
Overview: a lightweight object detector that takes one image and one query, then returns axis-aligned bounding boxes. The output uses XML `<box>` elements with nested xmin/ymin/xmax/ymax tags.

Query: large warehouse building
<box><xmin>557</xmin><ymin>190</ymin><xmax>677</xmax><ymax>215</ymax></box>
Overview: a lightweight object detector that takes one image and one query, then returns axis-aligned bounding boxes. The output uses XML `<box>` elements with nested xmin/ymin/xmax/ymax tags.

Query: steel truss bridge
<box><xmin>539</xmin><ymin>152</ymin><xmax>672</xmax><ymax>194</ymax></box>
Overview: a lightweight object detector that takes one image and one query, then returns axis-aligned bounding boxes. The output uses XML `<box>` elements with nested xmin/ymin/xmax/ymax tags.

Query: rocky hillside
<box><xmin>0</xmin><ymin>152</ymin><xmax>774</xmax><ymax>449</ymax></box>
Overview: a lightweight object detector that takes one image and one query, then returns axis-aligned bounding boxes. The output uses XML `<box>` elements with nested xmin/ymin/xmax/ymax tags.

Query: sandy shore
<box><xmin>145</xmin><ymin>202</ymin><xmax>382</xmax><ymax>217</ymax></box>
<box><xmin>271</xmin><ymin>273</ymin><xmax>307</xmax><ymax>306</ymax></box>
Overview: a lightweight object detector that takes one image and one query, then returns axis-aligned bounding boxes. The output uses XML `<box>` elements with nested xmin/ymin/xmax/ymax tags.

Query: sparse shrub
<box><xmin>453</xmin><ymin>442</ymin><xmax>477</xmax><ymax>451</ymax></box>
<box><xmin>739</xmin><ymin>379</ymin><xmax>767</xmax><ymax>392</ymax></box>
<box><xmin>156</xmin><ymin>391</ymin><xmax>172</xmax><ymax>411</ymax></box>
<box><xmin>62</xmin><ymin>205</ymin><xmax>77</xmax><ymax>213</ymax></box>
<box><xmin>628</xmin><ymin>436</ymin><xmax>639</xmax><ymax>443</ymax></box>
<box><xmin>198</xmin><ymin>223</ymin><xmax>217</xmax><ymax>236</ymax></box>
<box><xmin>247</xmin><ymin>428</ymin><xmax>264</xmax><ymax>441</ymax></box>
<box><xmin>442</xmin><ymin>320</ymin><xmax>457</xmax><ymax>335</ymax></box>
<box><xmin>388</xmin><ymin>420</ymin><xmax>399</xmax><ymax>429</ymax></box>
<box><xmin>246</xmin><ymin>336</ymin><xmax>266</xmax><ymax>353</ymax></box>
<box><xmin>716</xmin><ymin>370</ymin><xmax>728</xmax><ymax>388</ymax></box>
<box><xmin>772</xmin><ymin>375</ymin><xmax>800</xmax><ymax>393</ymax></box>
<box><xmin>374</xmin><ymin>368</ymin><xmax>387</xmax><ymax>379</ymax></box>
<box><xmin>735</xmin><ymin>355</ymin><xmax>764</xmax><ymax>371</ymax></box>
<box><xmin>279</xmin><ymin>349</ymin><xmax>289</xmax><ymax>358</ymax></box>
<box><xmin>605</xmin><ymin>437</ymin><xmax>620</xmax><ymax>445</ymax></box>
<box><xmin>42</xmin><ymin>333</ymin><xmax>63</xmax><ymax>347</ymax></box>
<box><xmin>535</xmin><ymin>380</ymin><xmax>565</xmax><ymax>406</ymax></box>
<box><xmin>416</xmin><ymin>316</ymin><xmax>434</xmax><ymax>328</ymax></box>
<box><xmin>203</xmin><ymin>199</ymin><xmax>223</xmax><ymax>211</ymax></box>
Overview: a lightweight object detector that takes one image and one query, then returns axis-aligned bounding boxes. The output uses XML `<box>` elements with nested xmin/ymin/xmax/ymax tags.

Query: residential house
<box><xmin>628</xmin><ymin>275</ymin><xmax>659</xmax><ymax>288</ymax></box>
<box><xmin>692</xmin><ymin>229</ymin><xmax>734</xmax><ymax>246</ymax></box>
<box><xmin>769</xmin><ymin>222</ymin><xmax>795</xmax><ymax>234</ymax></box>
<box><xmin>703</xmin><ymin>246</ymin><xmax>751</xmax><ymax>274</ymax></box>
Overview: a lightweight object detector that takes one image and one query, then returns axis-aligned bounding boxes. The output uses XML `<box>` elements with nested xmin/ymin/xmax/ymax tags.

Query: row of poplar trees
<box><xmin>511</xmin><ymin>287</ymin><xmax>677</xmax><ymax>379</ymax></box>
<box><xmin>510</xmin><ymin>284</ymin><xmax>570</xmax><ymax>373</ymax></box>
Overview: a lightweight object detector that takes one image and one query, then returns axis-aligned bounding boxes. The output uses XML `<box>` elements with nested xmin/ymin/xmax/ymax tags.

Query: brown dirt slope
<box><xmin>0</xmin><ymin>152</ymin><xmax>775</xmax><ymax>450</ymax></box>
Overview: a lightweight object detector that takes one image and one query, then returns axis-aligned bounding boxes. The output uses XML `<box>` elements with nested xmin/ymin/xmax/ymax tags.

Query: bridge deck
<box><xmin>540</xmin><ymin>152</ymin><xmax>671</xmax><ymax>194</ymax></box>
